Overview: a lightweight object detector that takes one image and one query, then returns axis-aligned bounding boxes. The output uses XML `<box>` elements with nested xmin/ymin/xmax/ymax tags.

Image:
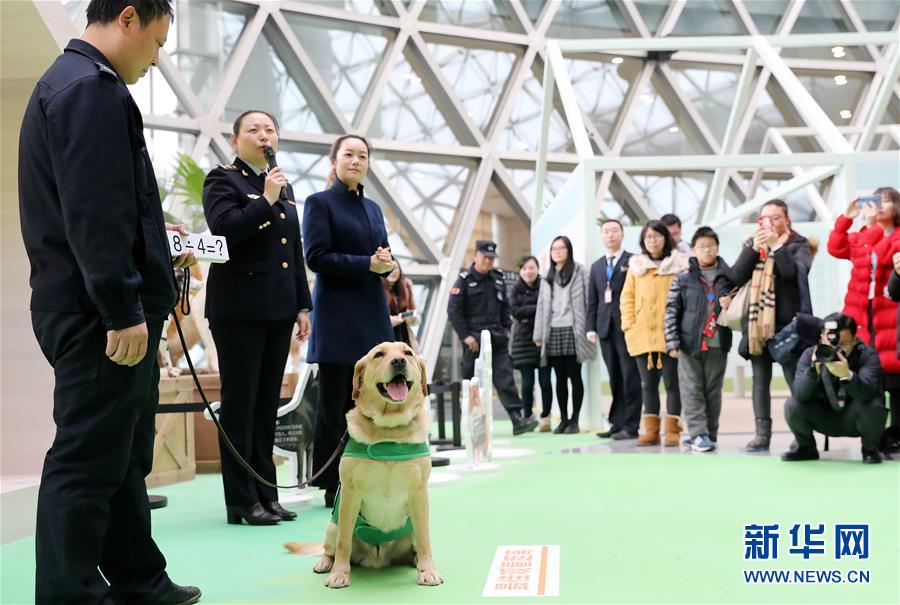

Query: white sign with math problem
<box><xmin>167</xmin><ymin>231</ymin><xmax>229</xmax><ymax>263</ymax></box>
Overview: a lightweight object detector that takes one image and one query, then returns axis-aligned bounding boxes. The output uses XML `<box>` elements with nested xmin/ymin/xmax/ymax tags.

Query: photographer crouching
<box><xmin>782</xmin><ymin>313</ymin><xmax>886</xmax><ymax>463</ymax></box>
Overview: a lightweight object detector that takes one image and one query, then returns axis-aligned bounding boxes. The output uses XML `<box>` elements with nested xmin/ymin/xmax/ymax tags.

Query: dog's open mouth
<box><xmin>377</xmin><ymin>374</ymin><xmax>412</xmax><ymax>403</ymax></box>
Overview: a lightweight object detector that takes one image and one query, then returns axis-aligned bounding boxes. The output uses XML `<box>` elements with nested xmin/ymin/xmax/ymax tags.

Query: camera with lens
<box><xmin>814</xmin><ymin>320</ymin><xmax>841</xmax><ymax>363</ymax></box>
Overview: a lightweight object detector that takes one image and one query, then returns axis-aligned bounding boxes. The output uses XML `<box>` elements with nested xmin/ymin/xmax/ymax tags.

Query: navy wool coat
<box><xmin>303</xmin><ymin>179</ymin><xmax>394</xmax><ymax>365</ymax></box>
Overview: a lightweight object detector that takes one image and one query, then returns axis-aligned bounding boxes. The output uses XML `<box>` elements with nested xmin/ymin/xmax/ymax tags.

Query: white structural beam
<box><xmin>712</xmin><ymin>166</ymin><xmax>841</xmax><ymax>227</ymax></box>
<box><xmin>752</xmin><ymin>36</ymin><xmax>853</xmax><ymax>154</ymax></box>
<box><xmin>584</xmin><ymin>151</ymin><xmax>895</xmax><ymax>172</ymax></box>
<box><xmin>419</xmin><ymin>160</ymin><xmax>496</xmax><ymax>377</ymax></box>
<box><xmin>544</xmin><ymin>41</ymin><xmax>593</xmax><ymax>159</ymax></box>
<box><xmin>205</xmin><ymin>6</ymin><xmax>269</xmax><ymax>127</ymax></box>
<box><xmin>656</xmin><ymin>0</ymin><xmax>686</xmax><ymax>38</ymax></box>
<box><xmin>857</xmin><ymin>48</ymin><xmax>900</xmax><ymax>152</ymax></box>
<box><xmin>492</xmin><ymin>157</ymin><xmax>533</xmax><ymax>225</ymax></box>
<box><xmin>555</xmin><ymin>31</ymin><xmax>900</xmax><ymax>53</ymax></box>
<box><xmin>701</xmin><ymin>47</ymin><xmax>758</xmax><ymax>223</ymax></box>
<box><xmin>534</xmin><ymin>49</ymin><xmax>557</xmax><ymax>222</ymax></box>
<box><xmin>767</xmin><ymin>130</ymin><xmax>833</xmax><ymax>221</ymax></box>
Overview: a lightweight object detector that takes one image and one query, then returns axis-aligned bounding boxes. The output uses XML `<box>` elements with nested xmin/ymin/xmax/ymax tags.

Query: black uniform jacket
<box><xmin>302</xmin><ymin>179</ymin><xmax>393</xmax><ymax>365</ymax></box>
<box><xmin>587</xmin><ymin>251</ymin><xmax>632</xmax><ymax>340</ymax></box>
<box><xmin>18</xmin><ymin>39</ymin><xmax>177</xmax><ymax>329</ymax></box>
<box><xmin>202</xmin><ymin>157</ymin><xmax>312</xmax><ymax>321</ymax></box>
<box><xmin>447</xmin><ymin>265</ymin><xmax>512</xmax><ymax>341</ymax></box>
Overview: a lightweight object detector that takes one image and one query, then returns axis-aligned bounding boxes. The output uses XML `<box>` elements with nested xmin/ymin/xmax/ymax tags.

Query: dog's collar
<box><xmin>342</xmin><ymin>438</ymin><xmax>430</xmax><ymax>461</ymax></box>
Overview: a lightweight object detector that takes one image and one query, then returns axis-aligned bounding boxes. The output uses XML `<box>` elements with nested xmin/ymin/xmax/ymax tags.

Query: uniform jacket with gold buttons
<box><xmin>202</xmin><ymin>157</ymin><xmax>312</xmax><ymax>320</ymax></box>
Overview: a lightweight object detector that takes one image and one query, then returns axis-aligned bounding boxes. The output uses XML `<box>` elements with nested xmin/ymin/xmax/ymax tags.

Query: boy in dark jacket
<box><xmin>665</xmin><ymin>227</ymin><xmax>733</xmax><ymax>452</ymax></box>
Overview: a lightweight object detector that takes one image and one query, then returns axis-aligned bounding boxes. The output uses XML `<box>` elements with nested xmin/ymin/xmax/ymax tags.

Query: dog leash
<box><xmin>170</xmin><ymin>266</ymin><xmax>348</xmax><ymax>490</ymax></box>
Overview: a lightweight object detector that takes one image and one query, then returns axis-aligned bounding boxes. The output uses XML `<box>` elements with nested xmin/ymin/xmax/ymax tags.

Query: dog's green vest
<box><xmin>330</xmin><ymin>439</ymin><xmax>430</xmax><ymax>545</ymax></box>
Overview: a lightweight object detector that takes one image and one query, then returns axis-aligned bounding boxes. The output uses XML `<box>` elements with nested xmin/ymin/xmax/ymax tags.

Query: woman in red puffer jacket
<box><xmin>828</xmin><ymin>187</ymin><xmax>900</xmax><ymax>433</ymax></box>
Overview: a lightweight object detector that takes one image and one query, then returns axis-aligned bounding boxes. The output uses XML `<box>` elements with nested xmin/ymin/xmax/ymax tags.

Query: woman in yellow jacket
<box><xmin>621</xmin><ymin>220</ymin><xmax>689</xmax><ymax>446</ymax></box>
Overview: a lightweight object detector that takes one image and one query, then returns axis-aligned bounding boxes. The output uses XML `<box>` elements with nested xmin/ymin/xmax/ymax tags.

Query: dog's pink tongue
<box><xmin>386</xmin><ymin>381</ymin><xmax>409</xmax><ymax>402</ymax></box>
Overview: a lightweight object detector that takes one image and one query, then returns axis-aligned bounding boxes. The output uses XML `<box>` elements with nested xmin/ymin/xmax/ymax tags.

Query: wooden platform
<box><xmin>150</xmin><ymin>373</ymin><xmax>300</xmax><ymax>483</ymax></box>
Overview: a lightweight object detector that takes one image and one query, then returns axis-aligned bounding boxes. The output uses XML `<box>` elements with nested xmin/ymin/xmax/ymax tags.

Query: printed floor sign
<box><xmin>482</xmin><ymin>545</ymin><xmax>560</xmax><ymax>597</ymax></box>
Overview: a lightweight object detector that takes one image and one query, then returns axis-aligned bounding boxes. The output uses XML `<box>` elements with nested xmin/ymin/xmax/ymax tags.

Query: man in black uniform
<box><xmin>18</xmin><ymin>1</ymin><xmax>200</xmax><ymax>603</ymax></box>
<box><xmin>782</xmin><ymin>313</ymin><xmax>886</xmax><ymax>464</ymax></box>
<box><xmin>448</xmin><ymin>240</ymin><xmax>538</xmax><ymax>435</ymax></box>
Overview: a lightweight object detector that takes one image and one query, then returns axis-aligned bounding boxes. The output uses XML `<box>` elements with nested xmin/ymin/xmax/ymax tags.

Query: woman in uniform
<box><xmin>203</xmin><ymin>110</ymin><xmax>312</xmax><ymax>525</ymax></box>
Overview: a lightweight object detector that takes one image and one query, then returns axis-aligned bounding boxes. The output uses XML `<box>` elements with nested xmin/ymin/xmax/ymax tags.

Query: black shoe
<box><xmin>552</xmin><ymin>421</ymin><xmax>569</xmax><ymax>434</ymax></box>
<box><xmin>133</xmin><ymin>582</ymin><xmax>201</xmax><ymax>605</ymax></box>
<box><xmin>512</xmin><ymin>414</ymin><xmax>539</xmax><ymax>435</ymax></box>
<box><xmin>226</xmin><ymin>503</ymin><xmax>280</xmax><ymax>525</ymax></box>
<box><xmin>324</xmin><ymin>488</ymin><xmax>337</xmax><ymax>508</ymax></box>
<box><xmin>862</xmin><ymin>449</ymin><xmax>883</xmax><ymax>464</ymax></box>
<box><xmin>781</xmin><ymin>446</ymin><xmax>819</xmax><ymax>462</ymax></box>
<box><xmin>880</xmin><ymin>427</ymin><xmax>900</xmax><ymax>453</ymax></box>
<box><xmin>611</xmin><ymin>429</ymin><xmax>639</xmax><ymax>440</ymax></box>
<box><xmin>597</xmin><ymin>427</ymin><xmax>619</xmax><ymax>438</ymax></box>
<box><xmin>563</xmin><ymin>422</ymin><xmax>580</xmax><ymax>434</ymax></box>
<box><xmin>263</xmin><ymin>501</ymin><xmax>297</xmax><ymax>521</ymax></box>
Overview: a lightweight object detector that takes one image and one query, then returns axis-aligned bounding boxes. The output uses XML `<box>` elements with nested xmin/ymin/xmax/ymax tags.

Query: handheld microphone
<box><xmin>263</xmin><ymin>145</ymin><xmax>277</xmax><ymax>170</ymax></box>
<box><xmin>263</xmin><ymin>145</ymin><xmax>286</xmax><ymax>199</ymax></box>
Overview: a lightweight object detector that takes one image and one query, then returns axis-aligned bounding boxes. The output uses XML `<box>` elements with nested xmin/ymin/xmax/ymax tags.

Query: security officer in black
<box><xmin>17</xmin><ymin>1</ymin><xmax>200</xmax><ymax>603</ymax></box>
<box><xmin>448</xmin><ymin>240</ymin><xmax>538</xmax><ymax>435</ymax></box>
<box><xmin>202</xmin><ymin>110</ymin><xmax>312</xmax><ymax>526</ymax></box>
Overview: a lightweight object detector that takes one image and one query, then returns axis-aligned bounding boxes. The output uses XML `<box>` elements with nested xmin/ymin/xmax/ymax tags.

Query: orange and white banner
<box><xmin>482</xmin><ymin>545</ymin><xmax>560</xmax><ymax>597</ymax></box>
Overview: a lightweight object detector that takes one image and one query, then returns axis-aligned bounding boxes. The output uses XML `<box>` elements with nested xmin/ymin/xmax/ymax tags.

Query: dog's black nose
<box><xmin>391</xmin><ymin>357</ymin><xmax>407</xmax><ymax>369</ymax></box>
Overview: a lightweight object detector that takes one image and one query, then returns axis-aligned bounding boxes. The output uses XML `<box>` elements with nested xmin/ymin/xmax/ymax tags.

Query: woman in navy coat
<box><xmin>303</xmin><ymin>134</ymin><xmax>395</xmax><ymax>505</ymax></box>
<box><xmin>203</xmin><ymin>110</ymin><xmax>312</xmax><ymax>525</ymax></box>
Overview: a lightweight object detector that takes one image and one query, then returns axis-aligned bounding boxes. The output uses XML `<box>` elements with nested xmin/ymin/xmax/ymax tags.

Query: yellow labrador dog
<box><xmin>310</xmin><ymin>341</ymin><xmax>442</xmax><ymax>588</ymax></box>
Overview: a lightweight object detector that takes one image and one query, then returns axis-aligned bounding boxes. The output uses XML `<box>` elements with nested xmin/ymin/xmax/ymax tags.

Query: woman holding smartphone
<box><xmin>382</xmin><ymin>263</ymin><xmax>420</xmax><ymax>352</ymax></box>
<box><xmin>828</xmin><ymin>187</ymin><xmax>900</xmax><ymax>450</ymax></box>
<box><xmin>727</xmin><ymin>200</ymin><xmax>813</xmax><ymax>452</ymax></box>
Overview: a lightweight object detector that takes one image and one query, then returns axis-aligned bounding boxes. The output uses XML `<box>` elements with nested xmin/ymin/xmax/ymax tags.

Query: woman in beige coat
<box><xmin>621</xmin><ymin>220</ymin><xmax>689</xmax><ymax>446</ymax></box>
<box><xmin>534</xmin><ymin>236</ymin><xmax>596</xmax><ymax>433</ymax></box>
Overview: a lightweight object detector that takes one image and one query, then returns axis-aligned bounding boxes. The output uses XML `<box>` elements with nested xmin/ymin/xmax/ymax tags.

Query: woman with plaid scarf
<box><xmin>727</xmin><ymin>200</ymin><xmax>813</xmax><ymax>452</ymax></box>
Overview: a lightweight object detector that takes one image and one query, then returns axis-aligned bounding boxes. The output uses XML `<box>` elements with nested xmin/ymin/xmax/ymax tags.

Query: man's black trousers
<box><xmin>599</xmin><ymin>328</ymin><xmax>642</xmax><ymax>433</ymax></box>
<box><xmin>32</xmin><ymin>312</ymin><xmax>170</xmax><ymax>604</ymax></box>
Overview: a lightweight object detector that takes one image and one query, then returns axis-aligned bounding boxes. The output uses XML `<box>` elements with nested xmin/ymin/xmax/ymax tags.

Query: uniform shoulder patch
<box><xmin>217</xmin><ymin>164</ymin><xmax>236</xmax><ymax>171</ymax></box>
<box><xmin>450</xmin><ymin>287</ymin><xmax>460</xmax><ymax>295</ymax></box>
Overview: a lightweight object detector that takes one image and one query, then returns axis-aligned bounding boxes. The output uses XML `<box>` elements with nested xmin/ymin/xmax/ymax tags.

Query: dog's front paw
<box><xmin>312</xmin><ymin>555</ymin><xmax>333</xmax><ymax>574</ymax></box>
<box><xmin>417</xmin><ymin>566</ymin><xmax>443</xmax><ymax>586</ymax></box>
<box><xmin>325</xmin><ymin>569</ymin><xmax>351</xmax><ymax>589</ymax></box>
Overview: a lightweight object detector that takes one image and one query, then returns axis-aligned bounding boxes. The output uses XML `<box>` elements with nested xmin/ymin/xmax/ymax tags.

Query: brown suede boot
<box><xmin>663</xmin><ymin>415</ymin><xmax>682</xmax><ymax>447</ymax></box>
<box><xmin>636</xmin><ymin>415</ymin><xmax>660</xmax><ymax>446</ymax></box>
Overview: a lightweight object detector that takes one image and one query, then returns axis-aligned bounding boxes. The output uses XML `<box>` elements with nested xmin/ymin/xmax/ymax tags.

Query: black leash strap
<box><xmin>170</xmin><ymin>267</ymin><xmax>347</xmax><ymax>490</ymax></box>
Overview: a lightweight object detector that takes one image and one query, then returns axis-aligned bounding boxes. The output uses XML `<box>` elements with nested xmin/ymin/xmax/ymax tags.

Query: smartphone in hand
<box><xmin>856</xmin><ymin>194</ymin><xmax>881</xmax><ymax>207</ymax></box>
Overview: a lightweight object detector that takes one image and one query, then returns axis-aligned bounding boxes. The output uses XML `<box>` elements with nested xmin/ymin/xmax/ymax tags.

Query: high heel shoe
<box><xmin>263</xmin><ymin>501</ymin><xmax>297</xmax><ymax>521</ymax></box>
<box><xmin>226</xmin><ymin>503</ymin><xmax>280</xmax><ymax>525</ymax></box>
